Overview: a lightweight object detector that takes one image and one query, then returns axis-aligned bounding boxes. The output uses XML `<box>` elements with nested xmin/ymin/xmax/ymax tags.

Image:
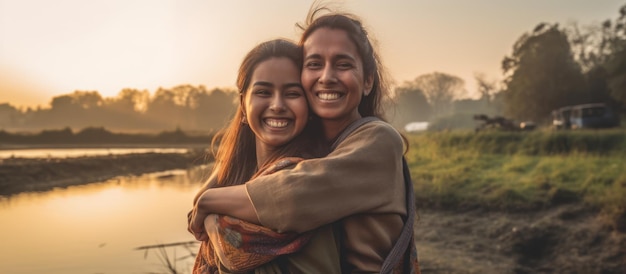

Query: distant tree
<box><xmin>474</xmin><ymin>72</ymin><xmax>498</xmax><ymax>103</ymax></box>
<box><xmin>41</xmin><ymin>94</ymin><xmax>79</xmax><ymax>128</ymax></box>
<box><xmin>583</xmin><ymin>66</ymin><xmax>613</xmax><ymax>104</ymax></box>
<box><xmin>405</xmin><ymin>72</ymin><xmax>466</xmax><ymax>117</ymax></box>
<box><xmin>100</xmin><ymin>89</ymin><xmax>151</xmax><ymax>131</ymax></box>
<box><xmin>0</xmin><ymin>103</ymin><xmax>21</xmax><ymax>128</ymax></box>
<box><xmin>47</xmin><ymin>91</ymin><xmax>106</xmax><ymax>128</ymax></box>
<box><xmin>71</xmin><ymin>91</ymin><xmax>103</xmax><ymax>109</ymax></box>
<box><xmin>50</xmin><ymin>94</ymin><xmax>78</xmax><ymax>111</ymax></box>
<box><xmin>144</xmin><ymin>85</ymin><xmax>236</xmax><ymax>131</ymax></box>
<box><xmin>391</xmin><ymin>83</ymin><xmax>432</xmax><ymax>128</ymax></box>
<box><xmin>106</xmin><ymin>88</ymin><xmax>150</xmax><ymax>113</ymax></box>
<box><xmin>145</xmin><ymin>87</ymin><xmax>186</xmax><ymax>129</ymax></box>
<box><xmin>170</xmin><ymin>84</ymin><xmax>204</xmax><ymax>108</ymax></box>
<box><xmin>195</xmin><ymin>88</ymin><xmax>237</xmax><ymax>131</ymax></box>
<box><xmin>501</xmin><ymin>23</ymin><xmax>586</xmax><ymax>122</ymax></box>
<box><xmin>605</xmin><ymin>51</ymin><xmax>626</xmax><ymax>106</ymax></box>
<box><xmin>567</xmin><ymin>21</ymin><xmax>614</xmax><ymax>73</ymax></box>
<box><xmin>566</xmin><ymin>5</ymin><xmax>626</xmax><ymax>108</ymax></box>
<box><xmin>49</xmin><ymin>91</ymin><xmax>103</xmax><ymax>111</ymax></box>
<box><xmin>602</xmin><ymin>5</ymin><xmax>626</xmax><ymax>107</ymax></box>
<box><xmin>10</xmin><ymin>85</ymin><xmax>237</xmax><ymax>132</ymax></box>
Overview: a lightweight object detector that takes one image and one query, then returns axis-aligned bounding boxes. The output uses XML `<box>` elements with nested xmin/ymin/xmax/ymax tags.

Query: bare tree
<box><xmin>390</xmin><ymin>83</ymin><xmax>432</xmax><ymax>127</ymax></box>
<box><xmin>474</xmin><ymin>72</ymin><xmax>498</xmax><ymax>103</ymax></box>
<box><xmin>410</xmin><ymin>72</ymin><xmax>466</xmax><ymax>117</ymax></box>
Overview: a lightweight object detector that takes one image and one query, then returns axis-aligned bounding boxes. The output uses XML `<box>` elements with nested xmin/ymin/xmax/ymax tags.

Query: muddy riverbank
<box><xmin>0</xmin><ymin>151</ymin><xmax>211</xmax><ymax>196</ymax></box>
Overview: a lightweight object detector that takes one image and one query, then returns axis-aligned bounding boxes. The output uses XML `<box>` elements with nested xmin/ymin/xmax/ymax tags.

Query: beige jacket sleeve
<box><xmin>245</xmin><ymin>121</ymin><xmax>406</xmax><ymax>233</ymax></box>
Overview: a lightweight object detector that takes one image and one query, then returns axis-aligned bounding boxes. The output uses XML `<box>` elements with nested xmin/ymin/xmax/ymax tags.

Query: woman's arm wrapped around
<box><xmin>193</xmin><ymin>157</ymin><xmax>315</xmax><ymax>273</ymax></box>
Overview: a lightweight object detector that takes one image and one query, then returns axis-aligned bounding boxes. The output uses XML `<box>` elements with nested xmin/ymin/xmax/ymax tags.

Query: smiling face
<box><xmin>301</xmin><ymin>27</ymin><xmax>373</xmax><ymax>138</ymax></box>
<box><xmin>243</xmin><ymin>57</ymin><xmax>308</xmax><ymax>158</ymax></box>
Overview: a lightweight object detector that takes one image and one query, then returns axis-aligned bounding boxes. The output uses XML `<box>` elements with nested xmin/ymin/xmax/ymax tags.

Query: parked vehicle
<box><xmin>551</xmin><ymin>106</ymin><xmax>573</xmax><ymax>129</ymax></box>
<box><xmin>569</xmin><ymin>103</ymin><xmax>620</xmax><ymax>129</ymax></box>
<box><xmin>473</xmin><ymin>114</ymin><xmax>527</xmax><ymax>132</ymax></box>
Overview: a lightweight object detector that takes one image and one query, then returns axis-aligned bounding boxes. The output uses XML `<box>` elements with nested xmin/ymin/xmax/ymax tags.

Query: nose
<box><xmin>269</xmin><ymin>94</ymin><xmax>286</xmax><ymax>113</ymax></box>
<box><xmin>318</xmin><ymin>65</ymin><xmax>337</xmax><ymax>85</ymax></box>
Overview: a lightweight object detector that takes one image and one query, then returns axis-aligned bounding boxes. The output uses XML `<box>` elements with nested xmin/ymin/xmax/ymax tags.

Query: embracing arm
<box><xmin>192</xmin><ymin>164</ymin><xmax>220</xmax><ymax>205</ymax></box>
<box><xmin>246</xmin><ymin>121</ymin><xmax>406</xmax><ymax>233</ymax></box>
<box><xmin>197</xmin><ymin>185</ymin><xmax>260</xmax><ymax>223</ymax></box>
<box><xmin>191</xmin><ymin>163</ymin><xmax>257</xmax><ymax>222</ymax></box>
<box><xmin>188</xmin><ymin>163</ymin><xmax>260</xmax><ymax>240</ymax></box>
<box><xmin>189</xmin><ymin>184</ymin><xmax>259</xmax><ymax>240</ymax></box>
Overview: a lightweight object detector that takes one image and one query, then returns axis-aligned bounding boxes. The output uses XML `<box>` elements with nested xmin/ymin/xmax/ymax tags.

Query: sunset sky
<box><xmin>1</xmin><ymin>0</ymin><xmax>624</xmax><ymax>108</ymax></box>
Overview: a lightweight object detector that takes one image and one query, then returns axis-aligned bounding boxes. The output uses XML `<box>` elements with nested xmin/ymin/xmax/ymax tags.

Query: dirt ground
<box><xmin>414</xmin><ymin>206</ymin><xmax>626</xmax><ymax>274</ymax></box>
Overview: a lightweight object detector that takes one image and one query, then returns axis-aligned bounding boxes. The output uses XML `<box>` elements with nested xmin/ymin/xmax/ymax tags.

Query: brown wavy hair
<box><xmin>210</xmin><ymin>39</ymin><xmax>325</xmax><ymax>187</ymax></box>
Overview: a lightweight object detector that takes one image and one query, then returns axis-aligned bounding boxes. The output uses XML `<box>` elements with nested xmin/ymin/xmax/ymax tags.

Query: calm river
<box><xmin>0</xmin><ymin>167</ymin><xmax>207</xmax><ymax>274</ymax></box>
<box><xmin>0</xmin><ymin>148</ymin><xmax>190</xmax><ymax>159</ymax></box>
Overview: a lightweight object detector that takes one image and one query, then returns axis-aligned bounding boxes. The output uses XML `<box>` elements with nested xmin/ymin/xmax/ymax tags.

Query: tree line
<box><xmin>394</xmin><ymin>5</ymin><xmax>626</xmax><ymax>127</ymax></box>
<box><xmin>1</xmin><ymin>85</ymin><xmax>237</xmax><ymax>132</ymax></box>
<box><xmin>0</xmin><ymin>127</ymin><xmax>212</xmax><ymax>145</ymax></box>
<box><xmin>2</xmin><ymin>5</ymin><xmax>626</xmax><ymax>132</ymax></box>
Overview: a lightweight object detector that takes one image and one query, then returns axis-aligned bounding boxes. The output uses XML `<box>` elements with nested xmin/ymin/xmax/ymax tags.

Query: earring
<box><xmin>363</xmin><ymin>87</ymin><xmax>372</xmax><ymax>97</ymax></box>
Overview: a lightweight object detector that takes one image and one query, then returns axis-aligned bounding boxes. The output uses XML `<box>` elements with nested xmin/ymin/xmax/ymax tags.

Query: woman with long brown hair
<box><xmin>191</xmin><ymin>38</ymin><xmax>340</xmax><ymax>273</ymax></box>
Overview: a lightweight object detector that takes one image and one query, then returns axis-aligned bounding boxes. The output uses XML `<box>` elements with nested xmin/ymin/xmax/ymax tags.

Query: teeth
<box><xmin>318</xmin><ymin>92</ymin><xmax>341</xmax><ymax>100</ymax></box>
<box><xmin>265</xmin><ymin>119</ymin><xmax>288</xmax><ymax>128</ymax></box>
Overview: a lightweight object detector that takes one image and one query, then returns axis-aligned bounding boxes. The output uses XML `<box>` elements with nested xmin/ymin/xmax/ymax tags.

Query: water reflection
<box><xmin>0</xmin><ymin>148</ymin><xmax>190</xmax><ymax>159</ymax></box>
<box><xmin>0</xmin><ymin>167</ymin><xmax>209</xmax><ymax>274</ymax></box>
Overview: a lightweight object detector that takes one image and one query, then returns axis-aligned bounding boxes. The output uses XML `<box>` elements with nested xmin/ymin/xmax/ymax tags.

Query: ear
<box><xmin>363</xmin><ymin>73</ymin><xmax>374</xmax><ymax>96</ymax></box>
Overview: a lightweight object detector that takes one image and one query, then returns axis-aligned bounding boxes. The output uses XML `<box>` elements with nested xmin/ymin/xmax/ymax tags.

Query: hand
<box><xmin>188</xmin><ymin>192</ymin><xmax>210</xmax><ymax>241</ymax></box>
<box><xmin>188</xmin><ymin>206</ymin><xmax>209</xmax><ymax>241</ymax></box>
<box><xmin>186</xmin><ymin>209</ymin><xmax>195</xmax><ymax>234</ymax></box>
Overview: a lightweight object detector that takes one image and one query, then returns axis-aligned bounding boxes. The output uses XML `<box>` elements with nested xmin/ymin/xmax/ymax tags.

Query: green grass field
<box><xmin>406</xmin><ymin>129</ymin><xmax>626</xmax><ymax>229</ymax></box>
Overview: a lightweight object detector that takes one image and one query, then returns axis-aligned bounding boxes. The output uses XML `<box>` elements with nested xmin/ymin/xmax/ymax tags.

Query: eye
<box><xmin>253</xmin><ymin>89</ymin><xmax>271</xmax><ymax>97</ymax></box>
<box><xmin>304</xmin><ymin>60</ymin><xmax>322</xmax><ymax>69</ymax></box>
<box><xmin>285</xmin><ymin>90</ymin><xmax>303</xmax><ymax>98</ymax></box>
<box><xmin>337</xmin><ymin>62</ymin><xmax>354</xmax><ymax>70</ymax></box>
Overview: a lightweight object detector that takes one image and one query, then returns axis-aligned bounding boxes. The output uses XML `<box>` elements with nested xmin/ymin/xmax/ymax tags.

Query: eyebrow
<box><xmin>252</xmin><ymin>81</ymin><xmax>274</xmax><ymax>88</ymax></box>
<box><xmin>283</xmin><ymin>82</ymin><xmax>304</xmax><ymax>90</ymax></box>
<box><xmin>252</xmin><ymin>81</ymin><xmax>303</xmax><ymax>90</ymax></box>
<box><xmin>304</xmin><ymin>53</ymin><xmax>357</xmax><ymax>62</ymax></box>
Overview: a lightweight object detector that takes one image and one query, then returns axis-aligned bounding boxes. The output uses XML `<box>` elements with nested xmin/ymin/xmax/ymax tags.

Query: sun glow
<box><xmin>1</xmin><ymin>0</ymin><xmax>623</xmax><ymax>108</ymax></box>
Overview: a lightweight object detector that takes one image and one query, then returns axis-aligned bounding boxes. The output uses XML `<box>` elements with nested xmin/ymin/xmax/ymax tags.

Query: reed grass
<box><xmin>135</xmin><ymin>241</ymin><xmax>199</xmax><ymax>274</ymax></box>
<box><xmin>406</xmin><ymin>129</ymin><xmax>626</xmax><ymax>229</ymax></box>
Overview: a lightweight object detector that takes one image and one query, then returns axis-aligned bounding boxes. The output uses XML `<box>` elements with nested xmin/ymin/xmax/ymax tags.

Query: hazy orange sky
<box><xmin>1</xmin><ymin>0</ymin><xmax>624</xmax><ymax>108</ymax></box>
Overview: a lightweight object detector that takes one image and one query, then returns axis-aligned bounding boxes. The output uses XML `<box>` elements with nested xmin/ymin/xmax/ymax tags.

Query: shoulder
<box><xmin>357</xmin><ymin>120</ymin><xmax>401</xmax><ymax>136</ymax></box>
<box><xmin>338</xmin><ymin>120</ymin><xmax>404</xmax><ymax>153</ymax></box>
<box><xmin>350</xmin><ymin>120</ymin><xmax>403</xmax><ymax>144</ymax></box>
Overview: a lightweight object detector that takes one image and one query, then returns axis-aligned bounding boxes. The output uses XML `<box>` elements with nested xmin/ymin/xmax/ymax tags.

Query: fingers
<box><xmin>190</xmin><ymin>209</ymin><xmax>208</xmax><ymax>241</ymax></box>
<box><xmin>197</xmin><ymin>232</ymin><xmax>208</xmax><ymax>241</ymax></box>
<box><xmin>186</xmin><ymin>210</ymin><xmax>194</xmax><ymax>234</ymax></box>
<box><xmin>187</xmin><ymin>208</ymin><xmax>196</xmax><ymax>235</ymax></box>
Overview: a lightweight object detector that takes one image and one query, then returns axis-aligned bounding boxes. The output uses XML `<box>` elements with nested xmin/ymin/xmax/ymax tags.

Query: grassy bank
<box><xmin>406</xmin><ymin>129</ymin><xmax>626</xmax><ymax>230</ymax></box>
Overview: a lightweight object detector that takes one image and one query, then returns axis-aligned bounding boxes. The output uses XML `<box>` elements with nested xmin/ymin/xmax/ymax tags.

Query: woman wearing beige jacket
<box><xmin>189</xmin><ymin>7</ymin><xmax>419</xmax><ymax>273</ymax></box>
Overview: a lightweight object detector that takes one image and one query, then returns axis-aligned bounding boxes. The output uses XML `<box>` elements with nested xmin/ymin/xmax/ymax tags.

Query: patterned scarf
<box><xmin>193</xmin><ymin>157</ymin><xmax>311</xmax><ymax>274</ymax></box>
